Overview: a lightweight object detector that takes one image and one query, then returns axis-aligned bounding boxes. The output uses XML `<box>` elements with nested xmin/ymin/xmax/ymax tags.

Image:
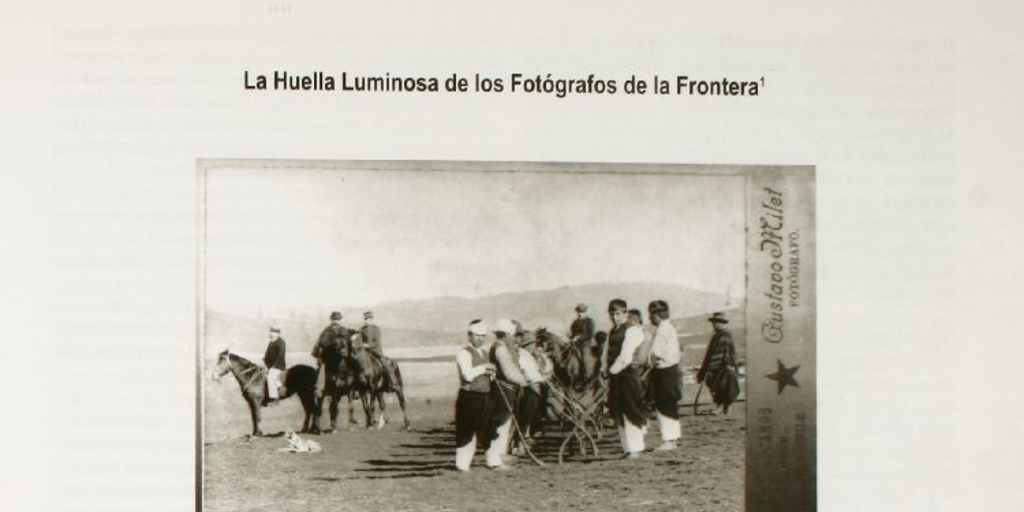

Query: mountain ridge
<box><xmin>204</xmin><ymin>282</ymin><xmax>740</xmax><ymax>357</ymax></box>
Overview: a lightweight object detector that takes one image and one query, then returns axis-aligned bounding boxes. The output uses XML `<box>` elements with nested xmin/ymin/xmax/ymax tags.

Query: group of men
<box><xmin>454</xmin><ymin>318</ymin><xmax>553</xmax><ymax>472</ymax></box>
<box><xmin>454</xmin><ymin>300</ymin><xmax>739</xmax><ymax>470</ymax></box>
<box><xmin>259</xmin><ymin>310</ymin><xmax>398</xmax><ymax>406</ymax></box>
<box><xmin>257</xmin><ymin>301</ymin><xmax>738</xmax><ymax>469</ymax></box>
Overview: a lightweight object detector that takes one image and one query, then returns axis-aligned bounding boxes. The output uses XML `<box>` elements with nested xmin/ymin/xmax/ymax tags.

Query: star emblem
<box><xmin>766</xmin><ymin>359</ymin><xmax>800</xmax><ymax>395</ymax></box>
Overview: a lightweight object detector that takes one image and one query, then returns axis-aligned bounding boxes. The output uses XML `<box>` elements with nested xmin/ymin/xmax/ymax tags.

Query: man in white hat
<box><xmin>487</xmin><ymin>318</ymin><xmax>529</xmax><ymax>470</ymax></box>
<box><xmin>454</xmin><ymin>320</ymin><xmax>496</xmax><ymax>472</ymax></box>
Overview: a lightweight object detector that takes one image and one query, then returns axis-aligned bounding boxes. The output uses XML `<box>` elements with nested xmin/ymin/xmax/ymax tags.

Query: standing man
<box><xmin>647</xmin><ymin>300</ymin><xmax>682</xmax><ymax>450</ymax></box>
<box><xmin>696</xmin><ymin>312</ymin><xmax>739</xmax><ymax>415</ymax></box>
<box><xmin>263</xmin><ymin>326</ymin><xmax>287</xmax><ymax>407</ymax></box>
<box><xmin>512</xmin><ymin>321</ymin><xmax>547</xmax><ymax>454</ymax></box>
<box><xmin>313</xmin><ymin>311</ymin><xmax>350</xmax><ymax>397</ymax></box>
<box><xmin>600</xmin><ymin>299</ymin><xmax>649</xmax><ymax>459</ymax></box>
<box><xmin>454</xmin><ymin>320</ymin><xmax>496</xmax><ymax>472</ymax></box>
<box><xmin>487</xmin><ymin>319</ymin><xmax>529</xmax><ymax>470</ymax></box>
<box><xmin>628</xmin><ymin>308</ymin><xmax>656</xmax><ymax>372</ymax></box>
<box><xmin>526</xmin><ymin>324</ymin><xmax>556</xmax><ymax>436</ymax></box>
<box><xmin>360</xmin><ymin>311</ymin><xmax>399</xmax><ymax>390</ymax></box>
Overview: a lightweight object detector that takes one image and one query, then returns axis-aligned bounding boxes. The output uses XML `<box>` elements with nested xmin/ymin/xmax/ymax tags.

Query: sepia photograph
<box><xmin>198</xmin><ymin>160</ymin><xmax>815</xmax><ymax>511</ymax></box>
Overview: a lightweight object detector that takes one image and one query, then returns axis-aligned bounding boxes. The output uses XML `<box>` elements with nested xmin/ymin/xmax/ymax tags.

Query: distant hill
<box><xmin>203</xmin><ymin>282</ymin><xmax>739</xmax><ymax>358</ymax></box>
<box><xmin>361</xmin><ymin>282</ymin><xmax>732</xmax><ymax>333</ymax></box>
<box><xmin>670</xmin><ymin>308</ymin><xmax>747</xmax><ymax>368</ymax></box>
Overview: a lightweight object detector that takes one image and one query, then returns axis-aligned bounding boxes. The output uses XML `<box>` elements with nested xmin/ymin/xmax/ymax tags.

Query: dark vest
<box><xmin>607</xmin><ymin>323</ymin><xmax>629</xmax><ymax>362</ymax></box>
<box><xmin>460</xmin><ymin>347</ymin><xmax>491</xmax><ymax>393</ymax></box>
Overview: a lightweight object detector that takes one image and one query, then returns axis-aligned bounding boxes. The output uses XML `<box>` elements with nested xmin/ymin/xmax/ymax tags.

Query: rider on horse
<box><xmin>359</xmin><ymin>311</ymin><xmax>399</xmax><ymax>391</ymax></box>
<box><xmin>262</xmin><ymin>326</ymin><xmax>287</xmax><ymax>406</ymax></box>
<box><xmin>569</xmin><ymin>303</ymin><xmax>595</xmax><ymax>350</ymax></box>
<box><xmin>313</xmin><ymin>311</ymin><xmax>352</xmax><ymax>397</ymax></box>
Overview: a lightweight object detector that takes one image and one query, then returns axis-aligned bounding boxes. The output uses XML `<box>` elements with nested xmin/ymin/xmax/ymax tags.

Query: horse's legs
<box><xmin>373</xmin><ymin>391</ymin><xmax>386</xmax><ymax>429</ymax></box>
<box><xmin>329</xmin><ymin>394</ymin><xmax>340</xmax><ymax>432</ymax></box>
<box><xmin>395</xmin><ymin>389</ymin><xmax>411</xmax><ymax>429</ymax></box>
<box><xmin>359</xmin><ymin>390</ymin><xmax>373</xmax><ymax>429</ymax></box>
<box><xmin>310</xmin><ymin>397</ymin><xmax>321</xmax><ymax>433</ymax></box>
<box><xmin>247</xmin><ymin>395</ymin><xmax>263</xmax><ymax>437</ymax></box>
<box><xmin>347</xmin><ymin>389</ymin><xmax>359</xmax><ymax>426</ymax></box>
<box><xmin>304</xmin><ymin>391</ymin><xmax>321</xmax><ymax>435</ymax></box>
<box><xmin>302</xmin><ymin>409</ymin><xmax>312</xmax><ymax>434</ymax></box>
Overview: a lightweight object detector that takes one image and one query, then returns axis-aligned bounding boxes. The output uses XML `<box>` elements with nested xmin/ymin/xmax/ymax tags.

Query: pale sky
<box><xmin>202</xmin><ymin>164</ymin><xmax>745</xmax><ymax>317</ymax></box>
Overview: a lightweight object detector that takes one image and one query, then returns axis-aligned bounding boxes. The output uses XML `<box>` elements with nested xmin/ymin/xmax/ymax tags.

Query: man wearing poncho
<box><xmin>697</xmin><ymin>312</ymin><xmax>740</xmax><ymax>415</ymax></box>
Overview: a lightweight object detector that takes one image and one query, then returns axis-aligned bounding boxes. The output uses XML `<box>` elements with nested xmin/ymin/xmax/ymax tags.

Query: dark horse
<box><xmin>348</xmin><ymin>336</ymin><xmax>410</xmax><ymax>430</ymax></box>
<box><xmin>534</xmin><ymin>328</ymin><xmax>603</xmax><ymax>392</ymax></box>
<box><xmin>316</xmin><ymin>355</ymin><xmax>360</xmax><ymax>433</ymax></box>
<box><xmin>213</xmin><ymin>350</ymin><xmax>319</xmax><ymax>437</ymax></box>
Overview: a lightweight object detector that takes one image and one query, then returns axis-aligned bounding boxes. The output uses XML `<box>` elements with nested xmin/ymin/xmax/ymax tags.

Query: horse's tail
<box><xmin>391</xmin><ymin>361</ymin><xmax>404</xmax><ymax>391</ymax></box>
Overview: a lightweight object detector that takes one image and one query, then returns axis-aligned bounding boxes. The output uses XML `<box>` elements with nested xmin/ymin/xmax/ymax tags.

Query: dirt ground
<box><xmin>202</xmin><ymin>391</ymin><xmax>744</xmax><ymax>512</ymax></box>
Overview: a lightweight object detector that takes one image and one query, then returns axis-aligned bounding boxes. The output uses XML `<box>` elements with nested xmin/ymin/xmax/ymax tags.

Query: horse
<box><xmin>533</xmin><ymin>328</ymin><xmax>608</xmax><ymax>435</ymax></box>
<box><xmin>212</xmin><ymin>349</ymin><xmax>320</xmax><ymax>437</ymax></box>
<box><xmin>347</xmin><ymin>336</ymin><xmax>410</xmax><ymax>430</ymax></box>
<box><xmin>316</xmin><ymin>355</ymin><xmax>360</xmax><ymax>433</ymax></box>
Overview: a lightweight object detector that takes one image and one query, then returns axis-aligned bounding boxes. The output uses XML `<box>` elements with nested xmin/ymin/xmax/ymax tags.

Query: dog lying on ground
<box><xmin>277</xmin><ymin>431</ymin><xmax>321</xmax><ymax>453</ymax></box>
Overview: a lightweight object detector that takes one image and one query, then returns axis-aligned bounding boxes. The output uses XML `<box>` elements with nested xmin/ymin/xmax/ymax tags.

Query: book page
<box><xmin>2</xmin><ymin>2</ymin><xmax>1021</xmax><ymax>511</ymax></box>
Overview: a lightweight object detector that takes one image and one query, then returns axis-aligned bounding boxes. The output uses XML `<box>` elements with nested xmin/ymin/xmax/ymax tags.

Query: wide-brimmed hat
<box><xmin>269</xmin><ymin>326</ymin><xmax>281</xmax><ymax>333</ymax></box>
<box><xmin>708</xmin><ymin>312</ymin><xmax>729</xmax><ymax>324</ymax></box>
<box><xmin>330</xmin><ymin>311</ymin><xmax>343</xmax><ymax>320</ymax></box>
<box><xmin>575</xmin><ymin>303</ymin><xmax>589</xmax><ymax>313</ymax></box>
<box><xmin>363</xmin><ymin>311</ymin><xmax>374</xmax><ymax>319</ymax></box>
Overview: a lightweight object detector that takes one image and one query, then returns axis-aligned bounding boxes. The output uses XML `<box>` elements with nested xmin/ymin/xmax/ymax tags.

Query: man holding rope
<box><xmin>487</xmin><ymin>319</ymin><xmax>530</xmax><ymax>470</ymax></box>
<box><xmin>512</xmin><ymin>320</ymin><xmax>547</xmax><ymax>456</ymax></box>
<box><xmin>454</xmin><ymin>320</ymin><xmax>497</xmax><ymax>472</ymax></box>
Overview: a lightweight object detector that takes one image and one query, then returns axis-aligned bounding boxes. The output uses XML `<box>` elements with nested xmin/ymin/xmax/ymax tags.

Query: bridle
<box><xmin>238</xmin><ymin>363</ymin><xmax>265</xmax><ymax>391</ymax></box>
<box><xmin>216</xmin><ymin>352</ymin><xmax>265</xmax><ymax>391</ymax></box>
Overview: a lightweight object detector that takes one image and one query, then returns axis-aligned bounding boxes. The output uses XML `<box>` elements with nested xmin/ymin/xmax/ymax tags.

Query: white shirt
<box><xmin>609</xmin><ymin>325</ymin><xmax>645</xmax><ymax>375</ymax></box>
<box><xmin>650</xmin><ymin>321</ymin><xmax>681</xmax><ymax>368</ymax></box>
<box><xmin>456</xmin><ymin>346</ymin><xmax>489</xmax><ymax>382</ymax></box>
<box><xmin>493</xmin><ymin>341</ymin><xmax>529</xmax><ymax>387</ymax></box>
<box><xmin>517</xmin><ymin>348</ymin><xmax>546</xmax><ymax>384</ymax></box>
